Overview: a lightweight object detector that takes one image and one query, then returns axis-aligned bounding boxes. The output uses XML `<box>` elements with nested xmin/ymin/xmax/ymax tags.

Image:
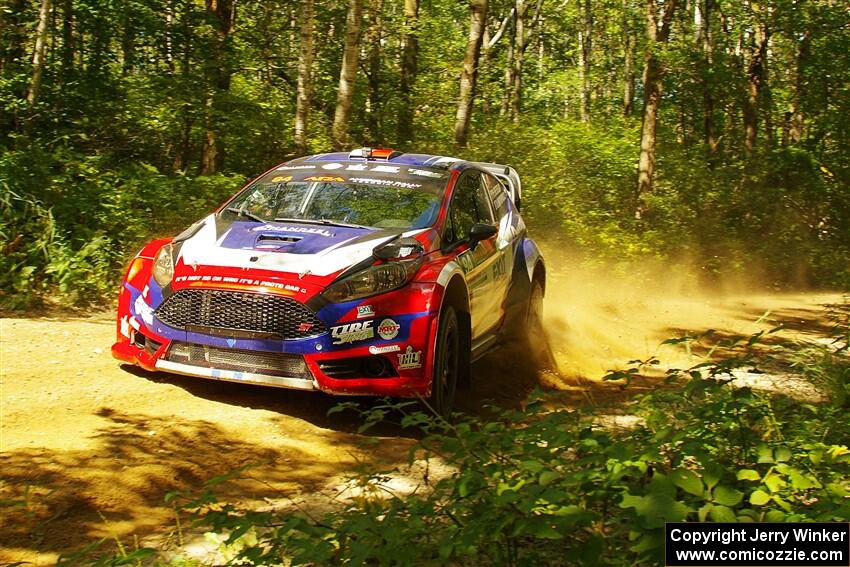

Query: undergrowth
<box><xmin>56</xmin><ymin>328</ymin><xmax>850</xmax><ymax>566</ymax></box>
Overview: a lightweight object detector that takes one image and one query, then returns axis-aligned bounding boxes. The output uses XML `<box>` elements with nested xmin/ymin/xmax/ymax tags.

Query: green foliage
<box><xmin>0</xmin><ymin>144</ymin><xmax>242</xmax><ymax>308</ymax></box>
<box><xmin>2</xmin><ymin>0</ymin><xmax>850</xmax><ymax>304</ymax></box>
<box><xmin>154</xmin><ymin>340</ymin><xmax>850</xmax><ymax>566</ymax></box>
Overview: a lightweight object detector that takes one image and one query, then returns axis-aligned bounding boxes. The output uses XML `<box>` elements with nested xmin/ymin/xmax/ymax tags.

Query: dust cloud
<box><xmin>534</xmin><ymin>243</ymin><xmax>841</xmax><ymax>387</ymax></box>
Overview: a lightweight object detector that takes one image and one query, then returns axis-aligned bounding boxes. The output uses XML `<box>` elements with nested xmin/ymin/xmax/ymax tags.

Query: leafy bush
<box><xmin>154</xmin><ymin>339</ymin><xmax>850</xmax><ymax>566</ymax></box>
<box><xmin>3</xmin><ymin>115</ymin><xmax>849</xmax><ymax>308</ymax></box>
<box><xmin>0</xmin><ymin>144</ymin><xmax>243</xmax><ymax>309</ymax></box>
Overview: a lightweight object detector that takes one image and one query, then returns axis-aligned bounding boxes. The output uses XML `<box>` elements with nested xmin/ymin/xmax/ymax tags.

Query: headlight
<box><xmin>322</xmin><ymin>258</ymin><xmax>422</xmax><ymax>303</ymax></box>
<box><xmin>152</xmin><ymin>244</ymin><xmax>174</xmax><ymax>287</ymax></box>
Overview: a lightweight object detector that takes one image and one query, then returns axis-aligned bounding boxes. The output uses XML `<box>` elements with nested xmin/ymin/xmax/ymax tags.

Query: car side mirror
<box><xmin>469</xmin><ymin>223</ymin><xmax>498</xmax><ymax>245</ymax></box>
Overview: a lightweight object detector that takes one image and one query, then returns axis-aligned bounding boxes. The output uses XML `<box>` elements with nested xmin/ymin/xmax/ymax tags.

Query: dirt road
<box><xmin>1</xmin><ymin>278</ymin><xmax>844</xmax><ymax>564</ymax></box>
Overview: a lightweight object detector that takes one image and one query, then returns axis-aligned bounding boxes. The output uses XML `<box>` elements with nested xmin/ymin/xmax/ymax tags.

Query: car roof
<box><xmin>285</xmin><ymin>152</ymin><xmax>466</xmax><ymax>169</ymax></box>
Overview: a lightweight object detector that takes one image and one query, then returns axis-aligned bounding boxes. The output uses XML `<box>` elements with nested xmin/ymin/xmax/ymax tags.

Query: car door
<box><xmin>482</xmin><ymin>172</ymin><xmax>513</xmax><ymax>327</ymax></box>
<box><xmin>444</xmin><ymin>171</ymin><xmax>500</xmax><ymax>340</ymax></box>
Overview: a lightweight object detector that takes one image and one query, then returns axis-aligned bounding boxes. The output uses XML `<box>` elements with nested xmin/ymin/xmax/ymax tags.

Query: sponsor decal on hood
<box><xmin>176</xmin><ymin>215</ymin><xmax>425</xmax><ymax>277</ymax></box>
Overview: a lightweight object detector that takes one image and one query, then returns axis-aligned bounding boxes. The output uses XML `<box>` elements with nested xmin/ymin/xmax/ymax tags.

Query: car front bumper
<box><xmin>111</xmin><ymin>313</ymin><xmax>440</xmax><ymax>398</ymax></box>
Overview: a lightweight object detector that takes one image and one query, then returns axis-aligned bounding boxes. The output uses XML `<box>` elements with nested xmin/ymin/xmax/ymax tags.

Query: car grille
<box><xmin>166</xmin><ymin>341</ymin><xmax>312</xmax><ymax>379</ymax></box>
<box><xmin>318</xmin><ymin>356</ymin><xmax>397</xmax><ymax>379</ymax></box>
<box><xmin>132</xmin><ymin>331</ymin><xmax>162</xmax><ymax>355</ymax></box>
<box><xmin>155</xmin><ymin>289</ymin><xmax>326</xmax><ymax>340</ymax></box>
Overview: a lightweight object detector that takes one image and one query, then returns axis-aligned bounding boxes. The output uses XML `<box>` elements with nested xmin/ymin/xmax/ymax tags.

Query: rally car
<box><xmin>112</xmin><ymin>148</ymin><xmax>545</xmax><ymax>415</ymax></box>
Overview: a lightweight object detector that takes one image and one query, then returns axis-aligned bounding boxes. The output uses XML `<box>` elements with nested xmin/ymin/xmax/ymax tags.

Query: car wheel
<box><xmin>428</xmin><ymin>305</ymin><xmax>459</xmax><ymax>418</ymax></box>
<box><xmin>523</xmin><ymin>279</ymin><xmax>549</xmax><ymax>366</ymax></box>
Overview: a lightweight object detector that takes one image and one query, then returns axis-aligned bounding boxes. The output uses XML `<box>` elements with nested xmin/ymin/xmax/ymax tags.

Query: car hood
<box><xmin>173</xmin><ymin>214</ymin><xmax>427</xmax><ymax>279</ymax></box>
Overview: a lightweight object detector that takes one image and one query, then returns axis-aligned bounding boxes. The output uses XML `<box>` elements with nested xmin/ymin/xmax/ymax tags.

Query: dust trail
<box><xmin>535</xmin><ymin>243</ymin><xmax>841</xmax><ymax>388</ymax></box>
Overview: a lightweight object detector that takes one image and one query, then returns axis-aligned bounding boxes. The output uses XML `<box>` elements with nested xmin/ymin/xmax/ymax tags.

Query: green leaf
<box><xmin>702</xmin><ymin>464</ymin><xmax>722</xmax><ymax>491</ymax></box>
<box><xmin>774</xmin><ymin>447</ymin><xmax>792</xmax><ymax>463</ymax></box>
<box><xmin>647</xmin><ymin>473</ymin><xmax>676</xmax><ymax>498</ymax></box>
<box><xmin>620</xmin><ymin>492</ymin><xmax>690</xmax><ymax>529</ymax></box>
<box><xmin>765</xmin><ymin>510</ymin><xmax>786</xmax><ymax>522</ymax></box>
<box><xmin>736</xmin><ymin>469</ymin><xmax>761</xmax><ymax>482</ymax></box>
<box><xmin>458</xmin><ymin>477</ymin><xmax>470</xmax><ymax>498</ymax></box>
<box><xmin>709</xmin><ymin>505</ymin><xmax>736</xmax><ymax>522</ymax></box>
<box><xmin>757</xmin><ymin>444</ymin><xmax>774</xmax><ymax>464</ymax></box>
<box><xmin>438</xmin><ymin>538</ymin><xmax>454</xmax><ymax>559</ymax></box>
<box><xmin>630</xmin><ymin>532</ymin><xmax>662</xmax><ymax>554</ymax></box>
<box><xmin>763</xmin><ymin>474</ymin><xmax>786</xmax><ymax>493</ymax></box>
<box><xmin>671</xmin><ymin>469</ymin><xmax>704</xmax><ymax>497</ymax></box>
<box><xmin>771</xmin><ymin>495</ymin><xmax>792</xmax><ymax>511</ymax></box>
<box><xmin>786</xmin><ymin>467</ymin><xmax>819</xmax><ymax>490</ymax></box>
<box><xmin>539</xmin><ymin>471</ymin><xmax>560</xmax><ymax>486</ymax></box>
<box><xmin>530</xmin><ymin>523</ymin><xmax>563</xmax><ymax>539</ymax></box>
<box><xmin>749</xmin><ymin>490</ymin><xmax>771</xmax><ymax>506</ymax></box>
<box><xmin>713</xmin><ymin>486</ymin><xmax>743</xmax><ymax>507</ymax></box>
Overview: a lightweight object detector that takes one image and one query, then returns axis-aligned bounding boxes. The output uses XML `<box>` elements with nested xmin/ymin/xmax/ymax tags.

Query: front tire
<box><xmin>523</xmin><ymin>279</ymin><xmax>551</xmax><ymax>367</ymax></box>
<box><xmin>428</xmin><ymin>306</ymin><xmax>460</xmax><ymax>417</ymax></box>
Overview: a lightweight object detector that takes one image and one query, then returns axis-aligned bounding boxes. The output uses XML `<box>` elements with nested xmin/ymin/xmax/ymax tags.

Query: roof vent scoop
<box><xmin>348</xmin><ymin>147</ymin><xmax>401</xmax><ymax>160</ymax></box>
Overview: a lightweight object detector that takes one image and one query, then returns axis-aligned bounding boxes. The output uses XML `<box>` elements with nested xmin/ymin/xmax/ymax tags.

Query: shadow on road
<box><xmin>0</xmin><ymin>404</ymin><xmax>410</xmax><ymax>564</ymax></box>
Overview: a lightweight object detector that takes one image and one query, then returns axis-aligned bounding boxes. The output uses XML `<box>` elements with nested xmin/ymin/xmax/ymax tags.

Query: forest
<box><xmin>1</xmin><ymin>0</ymin><xmax>849</xmax><ymax>308</ymax></box>
<box><xmin>2</xmin><ymin>1</ymin><xmax>850</xmax><ymax>565</ymax></box>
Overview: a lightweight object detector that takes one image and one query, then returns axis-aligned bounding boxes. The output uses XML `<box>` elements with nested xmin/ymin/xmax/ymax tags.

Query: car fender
<box><xmin>426</xmin><ymin>261</ymin><xmax>472</xmax><ymax>393</ymax></box>
<box><xmin>521</xmin><ymin>238</ymin><xmax>543</xmax><ymax>283</ymax></box>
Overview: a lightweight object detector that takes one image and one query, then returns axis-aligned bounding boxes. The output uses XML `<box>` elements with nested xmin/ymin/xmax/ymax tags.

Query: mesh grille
<box><xmin>155</xmin><ymin>289</ymin><xmax>325</xmax><ymax>339</ymax></box>
<box><xmin>166</xmin><ymin>342</ymin><xmax>311</xmax><ymax>379</ymax></box>
<box><xmin>318</xmin><ymin>356</ymin><xmax>397</xmax><ymax>379</ymax></box>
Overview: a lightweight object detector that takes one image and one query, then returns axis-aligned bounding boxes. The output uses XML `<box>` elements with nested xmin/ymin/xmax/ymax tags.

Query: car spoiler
<box><xmin>471</xmin><ymin>162</ymin><xmax>523</xmax><ymax>210</ymax></box>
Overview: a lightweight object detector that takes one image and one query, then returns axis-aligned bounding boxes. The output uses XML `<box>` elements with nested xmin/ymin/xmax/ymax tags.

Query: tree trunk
<box><xmin>59</xmin><ymin>0</ymin><xmax>74</xmax><ymax>82</ymax></box>
<box><xmin>294</xmin><ymin>0</ymin><xmax>314</xmax><ymax>154</ymax></box>
<box><xmin>742</xmin><ymin>20</ymin><xmax>769</xmax><ymax>154</ymax></box>
<box><xmin>697</xmin><ymin>0</ymin><xmax>718</xmax><ymax>159</ymax></box>
<box><xmin>199</xmin><ymin>0</ymin><xmax>235</xmax><ymax>175</ymax></box>
<box><xmin>454</xmin><ymin>0</ymin><xmax>488</xmax><ymax>149</ymax></box>
<box><xmin>635</xmin><ymin>0</ymin><xmax>678</xmax><ymax>221</ymax></box>
<box><xmin>788</xmin><ymin>30</ymin><xmax>809</xmax><ymax>145</ymax></box>
<box><xmin>507</xmin><ymin>0</ymin><xmax>542</xmax><ymax>121</ymax></box>
<box><xmin>173</xmin><ymin>104</ymin><xmax>193</xmax><ymax>172</ymax></box>
<box><xmin>331</xmin><ymin>0</ymin><xmax>364</xmax><ymax>151</ymax></box>
<box><xmin>121</xmin><ymin>11</ymin><xmax>135</xmax><ymax>76</ymax></box>
<box><xmin>365</xmin><ymin>0</ymin><xmax>383</xmax><ymax>145</ymax></box>
<box><xmin>481</xmin><ymin>7</ymin><xmax>514</xmax><ymax>116</ymax></box>
<box><xmin>164</xmin><ymin>0</ymin><xmax>175</xmax><ymax>74</ymax></box>
<box><xmin>200</xmin><ymin>97</ymin><xmax>220</xmax><ymax>175</ymax></box>
<box><xmin>579</xmin><ymin>0</ymin><xmax>592</xmax><ymax>122</ymax></box>
<box><xmin>397</xmin><ymin>0</ymin><xmax>419</xmax><ymax>145</ymax></box>
<box><xmin>537</xmin><ymin>16</ymin><xmax>544</xmax><ymax>82</ymax></box>
<box><xmin>510</xmin><ymin>0</ymin><xmax>526</xmax><ymax>122</ymax></box>
<box><xmin>27</xmin><ymin>0</ymin><xmax>52</xmax><ymax>107</ymax></box>
<box><xmin>172</xmin><ymin>1</ymin><xmax>193</xmax><ymax>172</ymax></box>
<box><xmin>623</xmin><ymin>21</ymin><xmax>635</xmax><ymax>116</ymax></box>
<box><xmin>500</xmin><ymin>16</ymin><xmax>514</xmax><ymax>116</ymax></box>
<box><xmin>763</xmin><ymin>48</ymin><xmax>775</xmax><ymax>148</ymax></box>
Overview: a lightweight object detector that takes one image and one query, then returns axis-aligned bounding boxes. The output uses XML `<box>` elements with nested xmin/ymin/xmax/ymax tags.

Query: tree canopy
<box><xmin>2</xmin><ymin>0</ymin><xmax>849</xmax><ymax>306</ymax></box>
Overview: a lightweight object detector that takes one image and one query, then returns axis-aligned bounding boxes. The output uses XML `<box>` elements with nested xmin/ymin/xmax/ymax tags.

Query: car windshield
<box><xmin>222</xmin><ymin>164</ymin><xmax>448</xmax><ymax>230</ymax></box>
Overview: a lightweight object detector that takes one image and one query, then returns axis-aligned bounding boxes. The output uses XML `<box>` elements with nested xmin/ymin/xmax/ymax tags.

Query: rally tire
<box><xmin>523</xmin><ymin>279</ymin><xmax>550</xmax><ymax>367</ymax></box>
<box><xmin>428</xmin><ymin>306</ymin><xmax>460</xmax><ymax>418</ymax></box>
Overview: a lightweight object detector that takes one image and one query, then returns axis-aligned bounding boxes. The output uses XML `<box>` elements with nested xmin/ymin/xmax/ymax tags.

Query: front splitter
<box><xmin>155</xmin><ymin>359</ymin><xmax>319</xmax><ymax>390</ymax></box>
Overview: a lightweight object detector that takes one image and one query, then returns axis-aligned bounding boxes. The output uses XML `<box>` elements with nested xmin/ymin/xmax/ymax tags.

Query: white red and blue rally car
<box><xmin>112</xmin><ymin>148</ymin><xmax>545</xmax><ymax>414</ymax></box>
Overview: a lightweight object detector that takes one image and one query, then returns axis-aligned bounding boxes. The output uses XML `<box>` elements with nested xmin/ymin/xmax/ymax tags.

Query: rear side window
<box><xmin>483</xmin><ymin>173</ymin><xmax>510</xmax><ymax>220</ymax></box>
<box><xmin>445</xmin><ymin>172</ymin><xmax>494</xmax><ymax>244</ymax></box>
